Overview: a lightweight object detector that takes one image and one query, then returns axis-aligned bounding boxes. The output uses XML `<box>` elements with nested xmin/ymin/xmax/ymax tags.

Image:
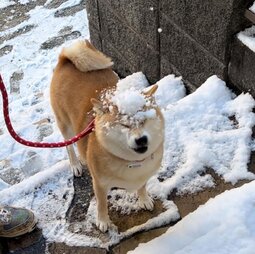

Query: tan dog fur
<box><xmin>50</xmin><ymin>40</ymin><xmax>164</xmax><ymax>232</ymax></box>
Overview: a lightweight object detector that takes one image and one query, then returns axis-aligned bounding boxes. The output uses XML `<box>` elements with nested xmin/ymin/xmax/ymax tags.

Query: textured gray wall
<box><xmin>229</xmin><ymin>38</ymin><xmax>255</xmax><ymax>96</ymax></box>
<box><xmin>87</xmin><ymin>0</ymin><xmax>254</xmax><ymax>93</ymax></box>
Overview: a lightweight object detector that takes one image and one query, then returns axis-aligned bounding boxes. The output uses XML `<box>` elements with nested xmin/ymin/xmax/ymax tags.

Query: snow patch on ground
<box><xmin>0</xmin><ymin>0</ymin><xmax>15</xmax><ymax>9</ymax></box>
<box><xmin>250</xmin><ymin>2</ymin><xmax>255</xmax><ymax>13</ymax></box>
<box><xmin>18</xmin><ymin>0</ymin><xmax>30</xmax><ymax>5</ymax></box>
<box><xmin>155</xmin><ymin>75</ymin><xmax>186</xmax><ymax>108</ymax></box>
<box><xmin>129</xmin><ymin>180</ymin><xmax>255</xmax><ymax>254</ymax></box>
<box><xmin>238</xmin><ymin>26</ymin><xmax>255</xmax><ymax>53</ymax></box>
<box><xmin>148</xmin><ymin>75</ymin><xmax>255</xmax><ymax>199</ymax></box>
<box><xmin>0</xmin><ymin>0</ymin><xmax>89</xmax><ymax>189</ymax></box>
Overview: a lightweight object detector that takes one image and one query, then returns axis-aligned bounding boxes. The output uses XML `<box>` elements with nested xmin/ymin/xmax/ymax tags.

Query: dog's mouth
<box><xmin>133</xmin><ymin>146</ymin><xmax>148</xmax><ymax>154</ymax></box>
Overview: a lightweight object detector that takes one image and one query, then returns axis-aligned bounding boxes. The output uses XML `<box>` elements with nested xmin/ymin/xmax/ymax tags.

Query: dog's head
<box><xmin>91</xmin><ymin>85</ymin><xmax>164</xmax><ymax>161</ymax></box>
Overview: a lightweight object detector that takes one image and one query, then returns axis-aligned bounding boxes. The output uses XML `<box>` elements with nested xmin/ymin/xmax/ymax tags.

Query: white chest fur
<box><xmin>104</xmin><ymin>144</ymin><xmax>163</xmax><ymax>192</ymax></box>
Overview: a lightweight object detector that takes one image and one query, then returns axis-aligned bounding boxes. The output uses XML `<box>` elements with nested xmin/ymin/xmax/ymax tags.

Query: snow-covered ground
<box><xmin>129</xmin><ymin>180</ymin><xmax>255</xmax><ymax>254</ymax></box>
<box><xmin>238</xmin><ymin>2</ymin><xmax>255</xmax><ymax>52</ymax></box>
<box><xmin>1</xmin><ymin>0</ymin><xmax>255</xmax><ymax>251</ymax></box>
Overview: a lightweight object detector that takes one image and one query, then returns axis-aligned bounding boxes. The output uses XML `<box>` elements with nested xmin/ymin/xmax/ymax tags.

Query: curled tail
<box><xmin>60</xmin><ymin>40</ymin><xmax>113</xmax><ymax>72</ymax></box>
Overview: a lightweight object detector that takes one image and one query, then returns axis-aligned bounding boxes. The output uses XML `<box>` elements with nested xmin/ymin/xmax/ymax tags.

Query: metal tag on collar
<box><xmin>127</xmin><ymin>163</ymin><xmax>142</xmax><ymax>169</ymax></box>
<box><xmin>127</xmin><ymin>153</ymin><xmax>154</xmax><ymax>168</ymax></box>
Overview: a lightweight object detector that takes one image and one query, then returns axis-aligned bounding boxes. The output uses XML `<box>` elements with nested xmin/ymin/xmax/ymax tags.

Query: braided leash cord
<box><xmin>0</xmin><ymin>74</ymin><xmax>94</xmax><ymax>148</ymax></box>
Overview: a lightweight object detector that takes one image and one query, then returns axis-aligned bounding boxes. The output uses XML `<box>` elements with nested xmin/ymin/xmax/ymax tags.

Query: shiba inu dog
<box><xmin>50</xmin><ymin>40</ymin><xmax>164</xmax><ymax>232</ymax></box>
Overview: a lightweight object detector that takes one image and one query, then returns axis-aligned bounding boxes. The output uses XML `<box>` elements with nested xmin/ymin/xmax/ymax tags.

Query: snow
<box><xmin>155</xmin><ymin>74</ymin><xmax>186</xmax><ymax>108</ymax></box>
<box><xmin>115</xmin><ymin>72</ymin><xmax>150</xmax><ymax>92</ymax></box>
<box><xmin>0</xmin><ymin>0</ymin><xmax>255</xmax><ymax>250</ymax></box>
<box><xmin>102</xmin><ymin>72</ymin><xmax>158</xmax><ymax>124</ymax></box>
<box><xmin>129</xmin><ymin>180</ymin><xmax>255</xmax><ymax>254</ymax></box>
<box><xmin>0</xmin><ymin>0</ymin><xmax>89</xmax><ymax>181</ymax></box>
<box><xmin>238</xmin><ymin>2</ymin><xmax>255</xmax><ymax>52</ymax></box>
<box><xmin>18</xmin><ymin>0</ymin><xmax>30</xmax><ymax>5</ymax></box>
<box><xmin>0</xmin><ymin>0</ymin><xmax>15</xmax><ymax>9</ymax></box>
<box><xmin>249</xmin><ymin>2</ymin><xmax>255</xmax><ymax>13</ymax></box>
<box><xmin>238</xmin><ymin>26</ymin><xmax>255</xmax><ymax>53</ymax></box>
<box><xmin>112</xmin><ymin>90</ymin><xmax>147</xmax><ymax>115</ymax></box>
<box><xmin>147</xmin><ymin>75</ymin><xmax>255</xmax><ymax>199</ymax></box>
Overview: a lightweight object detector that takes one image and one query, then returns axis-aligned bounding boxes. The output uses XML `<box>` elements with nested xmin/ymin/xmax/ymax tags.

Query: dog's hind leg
<box><xmin>56</xmin><ymin>119</ymin><xmax>83</xmax><ymax>177</ymax></box>
<box><xmin>137</xmin><ymin>184</ymin><xmax>154</xmax><ymax>211</ymax></box>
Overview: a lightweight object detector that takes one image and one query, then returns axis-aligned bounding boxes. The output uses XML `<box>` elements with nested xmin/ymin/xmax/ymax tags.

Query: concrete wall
<box><xmin>229</xmin><ymin>37</ymin><xmax>255</xmax><ymax>96</ymax></box>
<box><xmin>87</xmin><ymin>0</ymin><xmax>254</xmax><ymax>93</ymax></box>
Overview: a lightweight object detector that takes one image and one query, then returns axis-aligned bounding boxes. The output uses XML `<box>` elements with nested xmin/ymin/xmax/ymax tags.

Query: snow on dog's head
<box><xmin>91</xmin><ymin>82</ymin><xmax>164</xmax><ymax>161</ymax></box>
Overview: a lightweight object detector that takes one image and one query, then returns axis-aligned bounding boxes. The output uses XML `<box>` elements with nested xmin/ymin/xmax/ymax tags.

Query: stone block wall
<box><xmin>87</xmin><ymin>0</ymin><xmax>254</xmax><ymax>92</ymax></box>
<box><xmin>87</xmin><ymin>0</ymin><xmax>160</xmax><ymax>83</ymax></box>
<box><xmin>229</xmin><ymin>37</ymin><xmax>255</xmax><ymax>95</ymax></box>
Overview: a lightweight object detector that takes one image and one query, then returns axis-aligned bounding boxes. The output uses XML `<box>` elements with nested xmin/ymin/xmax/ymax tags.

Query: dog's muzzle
<box><xmin>133</xmin><ymin>136</ymin><xmax>148</xmax><ymax>154</ymax></box>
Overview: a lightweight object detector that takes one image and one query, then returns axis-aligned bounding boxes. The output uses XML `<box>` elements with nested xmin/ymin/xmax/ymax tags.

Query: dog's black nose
<box><xmin>135</xmin><ymin>135</ymin><xmax>148</xmax><ymax>147</ymax></box>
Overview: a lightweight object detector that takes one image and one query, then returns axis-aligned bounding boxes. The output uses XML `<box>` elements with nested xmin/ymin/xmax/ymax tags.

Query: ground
<box><xmin>0</xmin><ymin>1</ymin><xmax>255</xmax><ymax>254</ymax></box>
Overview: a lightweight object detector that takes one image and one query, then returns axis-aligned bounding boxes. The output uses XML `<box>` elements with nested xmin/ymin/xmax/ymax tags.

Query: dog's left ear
<box><xmin>91</xmin><ymin>98</ymin><xmax>104</xmax><ymax>115</ymax></box>
<box><xmin>143</xmin><ymin>85</ymin><xmax>158</xmax><ymax>97</ymax></box>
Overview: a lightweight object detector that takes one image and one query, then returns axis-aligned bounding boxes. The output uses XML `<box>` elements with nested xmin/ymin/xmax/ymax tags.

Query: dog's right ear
<box><xmin>143</xmin><ymin>84</ymin><xmax>158</xmax><ymax>97</ymax></box>
<box><xmin>91</xmin><ymin>98</ymin><xmax>104</xmax><ymax>115</ymax></box>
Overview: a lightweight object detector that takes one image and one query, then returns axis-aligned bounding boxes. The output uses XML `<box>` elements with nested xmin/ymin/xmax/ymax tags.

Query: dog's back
<box><xmin>50</xmin><ymin>40</ymin><xmax>118</xmax><ymax>172</ymax></box>
<box><xmin>50</xmin><ymin>40</ymin><xmax>118</xmax><ymax>130</ymax></box>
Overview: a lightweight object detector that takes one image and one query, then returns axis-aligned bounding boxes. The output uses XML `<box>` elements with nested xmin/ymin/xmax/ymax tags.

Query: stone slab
<box><xmin>111</xmin><ymin>226</ymin><xmax>169</xmax><ymax>254</ymax></box>
<box><xmin>228</xmin><ymin>37</ymin><xmax>255</xmax><ymax>97</ymax></box>
<box><xmin>4</xmin><ymin>228</ymin><xmax>46</xmax><ymax>254</ymax></box>
<box><xmin>160</xmin><ymin>56</ymin><xmax>197</xmax><ymax>93</ymax></box>
<box><xmin>67</xmin><ymin>167</ymin><xmax>94</xmax><ymax>224</ymax></box>
<box><xmin>98</xmin><ymin>0</ymin><xmax>159</xmax><ymax>83</ymax></box>
<box><xmin>48</xmin><ymin>243</ymin><xmax>107</xmax><ymax>254</ymax></box>
<box><xmin>86</xmin><ymin>0</ymin><xmax>101</xmax><ymax>31</ymax></box>
<box><xmin>89</xmin><ymin>25</ymin><xmax>103</xmax><ymax>51</ymax></box>
<box><xmin>169</xmin><ymin>169</ymin><xmax>251</xmax><ymax>218</ymax></box>
<box><xmin>102</xmin><ymin>41</ymin><xmax>137</xmax><ymax>79</ymax></box>
<box><xmin>99</xmin><ymin>0</ymin><xmax>159</xmax><ymax>49</ymax></box>
<box><xmin>248</xmin><ymin>151</ymin><xmax>255</xmax><ymax>174</ymax></box>
<box><xmin>160</xmin><ymin>0</ymin><xmax>253</xmax><ymax>63</ymax></box>
<box><xmin>160</xmin><ymin>14</ymin><xmax>226</xmax><ymax>87</ymax></box>
<box><xmin>110</xmin><ymin>200</ymin><xmax>164</xmax><ymax>233</ymax></box>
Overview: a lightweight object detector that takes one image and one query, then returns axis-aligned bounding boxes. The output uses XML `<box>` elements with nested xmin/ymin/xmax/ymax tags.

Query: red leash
<box><xmin>0</xmin><ymin>74</ymin><xmax>95</xmax><ymax>148</ymax></box>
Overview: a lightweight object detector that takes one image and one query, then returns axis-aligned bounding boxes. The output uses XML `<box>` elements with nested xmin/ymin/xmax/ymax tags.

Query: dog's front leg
<box><xmin>93</xmin><ymin>181</ymin><xmax>112</xmax><ymax>232</ymax></box>
<box><xmin>66</xmin><ymin>145</ymin><xmax>83</xmax><ymax>177</ymax></box>
<box><xmin>137</xmin><ymin>184</ymin><xmax>154</xmax><ymax>211</ymax></box>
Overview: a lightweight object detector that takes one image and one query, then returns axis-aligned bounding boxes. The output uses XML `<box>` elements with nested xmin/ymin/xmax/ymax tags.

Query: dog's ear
<box><xmin>143</xmin><ymin>84</ymin><xmax>158</xmax><ymax>97</ymax></box>
<box><xmin>91</xmin><ymin>98</ymin><xmax>104</xmax><ymax>115</ymax></box>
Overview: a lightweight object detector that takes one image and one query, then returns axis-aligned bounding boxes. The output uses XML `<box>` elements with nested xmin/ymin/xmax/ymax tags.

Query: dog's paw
<box><xmin>96</xmin><ymin>218</ymin><xmax>116</xmax><ymax>233</ymax></box>
<box><xmin>71</xmin><ymin>162</ymin><xmax>83</xmax><ymax>177</ymax></box>
<box><xmin>138</xmin><ymin>195</ymin><xmax>154</xmax><ymax>211</ymax></box>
